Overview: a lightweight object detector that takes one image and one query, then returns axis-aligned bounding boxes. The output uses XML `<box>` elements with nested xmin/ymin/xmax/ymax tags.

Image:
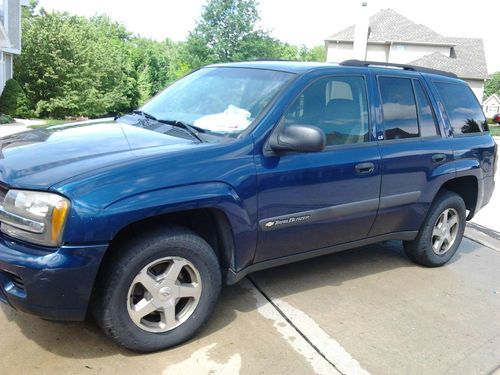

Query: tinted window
<box><xmin>414</xmin><ymin>80</ymin><xmax>439</xmax><ymax>137</ymax></box>
<box><xmin>379</xmin><ymin>77</ymin><xmax>419</xmax><ymax>140</ymax></box>
<box><xmin>284</xmin><ymin>76</ymin><xmax>369</xmax><ymax>146</ymax></box>
<box><xmin>435</xmin><ymin>82</ymin><xmax>488</xmax><ymax>134</ymax></box>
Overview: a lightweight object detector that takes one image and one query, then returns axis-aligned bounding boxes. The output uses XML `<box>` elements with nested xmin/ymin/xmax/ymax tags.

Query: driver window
<box><xmin>284</xmin><ymin>76</ymin><xmax>369</xmax><ymax>146</ymax></box>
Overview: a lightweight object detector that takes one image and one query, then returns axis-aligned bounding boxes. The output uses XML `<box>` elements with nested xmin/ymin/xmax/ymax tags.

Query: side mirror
<box><xmin>270</xmin><ymin>124</ymin><xmax>326</xmax><ymax>153</ymax></box>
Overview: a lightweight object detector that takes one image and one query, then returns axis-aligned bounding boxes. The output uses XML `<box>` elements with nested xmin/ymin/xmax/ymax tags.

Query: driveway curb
<box><xmin>465</xmin><ymin>222</ymin><xmax>500</xmax><ymax>253</ymax></box>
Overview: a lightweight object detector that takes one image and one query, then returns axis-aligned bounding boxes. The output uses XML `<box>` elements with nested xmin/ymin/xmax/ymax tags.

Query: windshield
<box><xmin>141</xmin><ymin>67</ymin><xmax>295</xmax><ymax>136</ymax></box>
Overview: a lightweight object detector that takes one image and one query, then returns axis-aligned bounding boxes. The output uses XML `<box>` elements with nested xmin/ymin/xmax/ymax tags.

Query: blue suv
<box><xmin>0</xmin><ymin>60</ymin><xmax>496</xmax><ymax>352</ymax></box>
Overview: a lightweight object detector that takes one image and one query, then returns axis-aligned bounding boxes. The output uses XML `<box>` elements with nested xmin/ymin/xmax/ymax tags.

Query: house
<box><xmin>483</xmin><ymin>94</ymin><xmax>500</xmax><ymax>118</ymax></box>
<box><xmin>0</xmin><ymin>0</ymin><xmax>28</xmax><ymax>93</ymax></box>
<box><xmin>325</xmin><ymin>8</ymin><xmax>488</xmax><ymax>100</ymax></box>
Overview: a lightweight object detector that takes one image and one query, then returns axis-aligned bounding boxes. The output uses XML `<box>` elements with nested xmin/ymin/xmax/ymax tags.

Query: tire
<box><xmin>92</xmin><ymin>227</ymin><xmax>221</xmax><ymax>352</ymax></box>
<box><xmin>403</xmin><ymin>190</ymin><xmax>466</xmax><ymax>267</ymax></box>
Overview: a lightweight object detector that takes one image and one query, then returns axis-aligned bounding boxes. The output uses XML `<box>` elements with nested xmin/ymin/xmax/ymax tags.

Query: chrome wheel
<box><xmin>127</xmin><ymin>256</ymin><xmax>202</xmax><ymax>333</ymax></box>
<box><xmin>431</xmin><ymin>208</ymin><xmax>459</xmax><ymax>255</ymax></box>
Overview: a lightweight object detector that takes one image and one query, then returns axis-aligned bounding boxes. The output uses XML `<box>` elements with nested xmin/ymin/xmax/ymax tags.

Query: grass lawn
<box><xmin>489</xmin><ymin>126</ymin><xmax>500</xmax><ymax>137</ymax></box>
<box><xmin>29</xmin><ymin>119</ymin><xmax>73</xmax><ymax>129</ymax></box>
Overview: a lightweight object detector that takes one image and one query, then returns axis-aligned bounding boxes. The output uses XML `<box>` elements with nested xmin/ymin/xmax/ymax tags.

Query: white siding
<box><xmin>483</xmin><ymin>96</ymin><xmax>500</xmax><ymax>118</ymax></box>
<box><xmin>7</xmin><ymin>0</ymin><xmax>20</xmax><ymax>51</ymax></box>
<box><xmin>326</xmin><ymin>41</ymin><xmax>355</xmax><ymax>63</ymax></box>
<box><xmin>465</xmin><ymin>79</ymin><xmax>485</xmax><ymax>101</ymax></box>
<box><xmin>388</xmin><ymin>43</ymin><xmax>450</xmax><ymax>64</ymax></box>
<box><xmin>327</xmin><ymin>41</ymin><xmax>451</xmax><ymax>65</ymax></box>
<box><xmin>4</xmin><ymin>51</ymin><xmax>11</xmax><ymax>79</ymax></box>
<box><xmin>365</xmin><ymin>44</ymin><xmax>389</xmax><ymax>62</ymax></box>
<box><xmin>0</xmin><ymin>51</ymin><xmax>5</xmax><ymax>92</ymax></box>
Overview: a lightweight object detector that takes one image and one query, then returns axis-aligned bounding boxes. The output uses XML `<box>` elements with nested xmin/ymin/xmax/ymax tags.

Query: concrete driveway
<box><xmin>0</xmin><ymin>238</ymin><xmax>498</xmax><ymax>375</ymax></box>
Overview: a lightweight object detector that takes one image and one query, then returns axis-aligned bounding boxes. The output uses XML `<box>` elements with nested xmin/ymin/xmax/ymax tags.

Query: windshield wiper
<box><xmin>131</xmin><ymin>111</ymin><xmax>205</xmax><ymax>143</ymax></box>
<box><xmin>132</xmin><ymin>110</ymin><xmax>158</xmax><ymax>122</ymax></box>
<box><xmin>157</xmin><ymin>119</ymin><xmax>206</xmax><ymax>143</ymax></box>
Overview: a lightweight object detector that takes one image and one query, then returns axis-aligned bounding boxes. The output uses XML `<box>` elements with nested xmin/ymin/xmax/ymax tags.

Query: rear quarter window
<box><xmin>434</xmin><ymin>82</ymin><xmax>488</xmax><ymax>134</ymax></box>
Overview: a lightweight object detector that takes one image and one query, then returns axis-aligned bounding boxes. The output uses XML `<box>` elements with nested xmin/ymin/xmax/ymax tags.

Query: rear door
<box><xmin>369</xmin><ymin>73</ymin><xmax>453</xmax><ymax>237</ymax></box>
<box><xmin>254</xmin><ymin>73</ymin><xmax>382</xmax><ymax>263</ymax></box>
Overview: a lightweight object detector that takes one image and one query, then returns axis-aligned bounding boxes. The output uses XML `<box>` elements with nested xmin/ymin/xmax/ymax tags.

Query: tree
<box><xmin>300</xmin><ymin>45</ymin><xmax>326</xmax><ymax>62</ymax></box>
<box><xmin>188</xmin><ymin>0</ymin><xmax>260</xmax><ymax>64</ymax></box>
<box><xmin>484</xmin><ymin>72</ymin><xmax>500</xmax><ymax>100</ymax></box>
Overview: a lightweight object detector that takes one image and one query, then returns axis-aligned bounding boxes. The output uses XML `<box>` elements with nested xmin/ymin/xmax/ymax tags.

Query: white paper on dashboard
<box><xmin>194</xmin><ymin>105</ymin><xmax>252</xmax><ymax>133</ymax></box>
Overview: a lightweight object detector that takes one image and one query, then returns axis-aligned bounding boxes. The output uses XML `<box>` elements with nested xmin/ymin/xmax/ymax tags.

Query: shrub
<box><xmin>486</xmin><ymin>117</ymin><xmax>495</xmax><ymax>125</ymax></box>
<box><xmin>0</xmin><ymin>79</ymin><xmax>24</xmax><ymax>116</ymax></box>
<box><xmin>0</xmin><ymin>113</ymin><xmax>13</xmax><ymax>124</ymax></box>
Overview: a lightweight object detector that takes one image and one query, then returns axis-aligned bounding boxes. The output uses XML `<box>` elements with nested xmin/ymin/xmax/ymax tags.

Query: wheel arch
<box><xmin>438</xmin><ymin>175</ymin><xmax>478</xmax><ymax>220</ymax></box>
<box><xmin>99</xmin><ymin>208</ymin><xmax>236</xmax><ymax>280</ymax></box>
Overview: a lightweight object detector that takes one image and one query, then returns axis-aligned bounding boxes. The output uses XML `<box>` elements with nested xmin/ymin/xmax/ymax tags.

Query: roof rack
<box><xmin>340</xmin><ymin>59</ymin><xmax>458</xmax><ymax>78</ymax></box>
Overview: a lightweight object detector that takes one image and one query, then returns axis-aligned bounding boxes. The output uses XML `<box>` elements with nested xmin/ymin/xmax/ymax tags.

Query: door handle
<box><xmin>355</xmin><ymin>162</ymin><xmax>375</xmax><ymax>174</ymax></box>
<box><xmin>432</xmin><ymin>153</ymin><xmax>447</xmax><ymax>163</ymax></box>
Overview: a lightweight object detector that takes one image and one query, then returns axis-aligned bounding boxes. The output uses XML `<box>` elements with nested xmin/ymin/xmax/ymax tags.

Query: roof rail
<box><xmin>340</xmin><ymin>59</ymin><xmax>458</xmax><ymax>78</ymax></box>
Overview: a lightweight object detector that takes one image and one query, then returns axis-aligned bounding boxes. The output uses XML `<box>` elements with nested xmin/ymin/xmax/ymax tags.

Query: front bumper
<box><xmin>0</xmin><ymin>234</ymin><xmax>108</xmax><ymax>321</ymax></box>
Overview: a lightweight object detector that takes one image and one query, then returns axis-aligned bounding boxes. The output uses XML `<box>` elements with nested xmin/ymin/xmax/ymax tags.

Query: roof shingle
<box><xmin>409</xmin><ymin>38</ymin><xmax>488</xmax><ymax>79</ymax></box>
<box><xmin>326</xmin><ymin>9</ymin><xmax>449</xmax><ymax>44</ymax></box>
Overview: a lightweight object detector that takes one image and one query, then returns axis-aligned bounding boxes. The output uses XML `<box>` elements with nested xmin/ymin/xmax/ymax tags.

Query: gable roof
<box><xmin>409</xmin><ymin>37</ymin><xmax>488</xmax><ymax>79</ymax></box>
<box><xmin>325</xmin><ymin>9</ymin><xmax>451</xmax><ymax>45</ymax></box>
<box><xmin>483</xmin><ymin>94</ymin><xmax>500</xmax><ymax>104</ymax></box>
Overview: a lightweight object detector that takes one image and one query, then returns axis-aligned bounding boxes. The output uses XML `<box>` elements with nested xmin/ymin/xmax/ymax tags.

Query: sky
<box><xmin>39</xmin><ymin>0</ymin><xmax>500</xmax><ymax>73</ymax></box>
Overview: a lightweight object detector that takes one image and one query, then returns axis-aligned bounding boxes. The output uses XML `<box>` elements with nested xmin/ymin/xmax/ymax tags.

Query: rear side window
<box><xmin>379</xmin><ymin>77</ymin><xmax>419</xmax><ymax>140</ymax></box>
<box><xmin>435</xmin><ymin>82</ymin><xmax>488</xmax><ymax>134</ymax></box>
<box><xmin>414</xmin><ymin>80</ymin><xmax>439</xmax><ymax>137</ymax></box>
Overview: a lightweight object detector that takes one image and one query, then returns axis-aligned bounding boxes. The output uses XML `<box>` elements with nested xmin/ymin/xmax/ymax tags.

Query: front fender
<box><xmin>63</xmin><ymin>182</ymin><xmax>258</xmax><ymax>271</ymax></box>
<box><xmin>103</xmin><ymin>182</ymin><xmax>254</xmax><ymax>238</ymax></box>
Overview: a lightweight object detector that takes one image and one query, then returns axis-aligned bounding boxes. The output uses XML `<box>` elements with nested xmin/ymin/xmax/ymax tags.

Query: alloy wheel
<box><xmin>431</xmin><ymin>208</ymin><xmax>459</xmax><ymax>255</ymax></box>
<box><xmin>127</xmin><ymin>256</ymin><xmax>202</xmax><ymax>333</ymax></box>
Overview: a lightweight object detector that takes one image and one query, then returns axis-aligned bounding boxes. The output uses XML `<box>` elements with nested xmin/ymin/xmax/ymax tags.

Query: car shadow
<box><xmin>1</xmin><ymin>238</ymin><xmax>479</xmax><ymax>359</ymax></box>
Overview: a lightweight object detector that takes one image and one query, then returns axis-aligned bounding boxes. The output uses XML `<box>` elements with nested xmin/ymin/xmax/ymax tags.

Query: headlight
<box><xmin>0</xmin><ymin>190</ymin><xmax>70</xmax><ymax>247</ymax></box>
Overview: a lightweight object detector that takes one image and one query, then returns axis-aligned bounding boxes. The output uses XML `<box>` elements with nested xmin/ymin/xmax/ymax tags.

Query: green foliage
<box><xmin>0</xmin><ymin>78</ymin><xmax>32</xmax><ymax>118</ymax></box>
<box><xmin>15</xmin><ymin>12</ymin><xmax>140</xmax><ymax>118</ymax></box>
<box><xmin>131</xmin><ymin>38</ymin><xmax>185</xmax><ymax>105</ymax></box>
<box><xmin>14</xmin><ymin>0</ymin><xmax>327</xmax><ymax>118</ymax></box>
<box><xmin>188</xmin><ymin>0</ymin><xmax>260</xmax><ymax>64</ymax></box>
<box><xmin>489</xmin><ymin>125</ymin><xmax>500</xmax><ymax>137</ymax></box>
<box><xmin>186</xmin><ymin>0</ymin><xmax>326</xmax><ymax>68</ymax></box>
<box><xmin>0</xmin><ymin>79</ymin><xmax>24</xmax><ymax>116</ymax></box>
<box><xmin>0</xmin><ymin>113</ymin><xmax>14</xmax><ymax>124</ymax></box>
<box><xmin>484</xmin><ymin>72</ymin><xmax>500</xmax><ymax>101</ymax></box>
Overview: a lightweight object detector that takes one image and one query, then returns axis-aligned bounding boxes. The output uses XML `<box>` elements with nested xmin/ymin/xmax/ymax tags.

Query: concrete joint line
<box><xmin>247</xmin><ymin>276</ymin><xmax>369</xmax><ymax>375</ymax></box>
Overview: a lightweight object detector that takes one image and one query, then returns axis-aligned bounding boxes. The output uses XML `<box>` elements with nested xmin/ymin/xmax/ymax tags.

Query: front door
<box><xmin>254</xmin><ymin>75</ymin><xmax>381</xmax><ymax>263</ymax></box>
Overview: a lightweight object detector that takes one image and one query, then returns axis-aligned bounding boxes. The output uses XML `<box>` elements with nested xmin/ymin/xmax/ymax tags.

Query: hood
<box><xmin>0</xmin><ymin>119</ymin><xmax>197</xmax><ymax>189</ymax></box>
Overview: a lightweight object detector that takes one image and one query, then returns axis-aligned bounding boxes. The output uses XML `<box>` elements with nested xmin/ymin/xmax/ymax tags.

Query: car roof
<box><xmin>207</xmin><ymin>61</ymin><xmax>337</xmax><ymax>74</ymax></box>
<box><xmin>207</xmin><ymin>60</ymin><xmax>461</xmax><ymax>81</ymax></box>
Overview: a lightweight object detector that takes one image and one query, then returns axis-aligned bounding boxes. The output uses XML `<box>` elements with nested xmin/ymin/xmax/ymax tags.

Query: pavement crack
<box><xmin>247</xmin><ymin>276</ymin><xmax>347</xmax><ymax>375</ymax></box>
